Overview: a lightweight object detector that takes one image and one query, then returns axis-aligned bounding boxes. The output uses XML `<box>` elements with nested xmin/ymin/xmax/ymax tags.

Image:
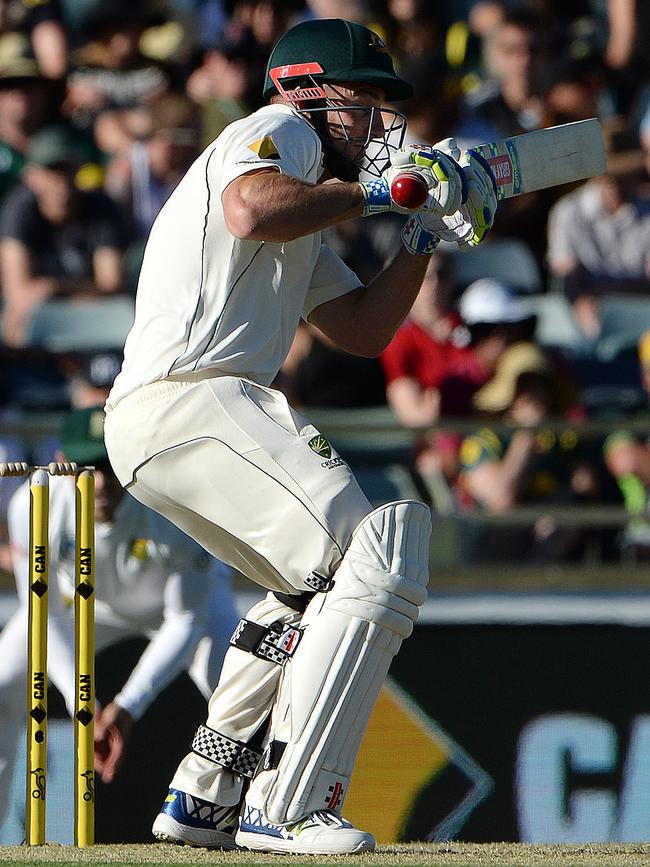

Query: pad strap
<box><xmin>192</xmin><ymin>725</ymin><xmax>262</xmax><ymax>779</ymax></box>
<box><xmin>230</xmin><ymin>619</ymin><xmax>302</xmax><ymax>665</ymax></box>
<box><xmin>304</xmin><ymin>571</ymin><xmax>333</xmax><ymax>592</ymax></box>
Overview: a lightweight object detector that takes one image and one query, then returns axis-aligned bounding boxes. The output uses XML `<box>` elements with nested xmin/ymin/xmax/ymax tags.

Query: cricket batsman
<box><xmin>104</xmin><ymin>17</ymin><xmax>497</xmax><ymax>854</ymax></box>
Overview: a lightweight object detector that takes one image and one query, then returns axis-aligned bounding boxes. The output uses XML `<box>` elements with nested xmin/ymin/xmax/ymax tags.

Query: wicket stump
<box><xmin>1</xmin><ymin>461</ymin><xmax>96</xmax><ymax>846</ymax></box>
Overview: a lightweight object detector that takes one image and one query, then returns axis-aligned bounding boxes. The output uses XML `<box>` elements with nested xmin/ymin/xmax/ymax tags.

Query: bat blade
<box><xmin>472</xmin><ymin>118</ymin><xmax>607</xmax><ymax>200</ymax></box>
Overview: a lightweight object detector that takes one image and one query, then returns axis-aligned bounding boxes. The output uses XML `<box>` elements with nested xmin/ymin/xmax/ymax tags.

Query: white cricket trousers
<box><xmin>105</xmin><ymin>375</ymin><xmax>372</xmax><ymax>594</ymax></box>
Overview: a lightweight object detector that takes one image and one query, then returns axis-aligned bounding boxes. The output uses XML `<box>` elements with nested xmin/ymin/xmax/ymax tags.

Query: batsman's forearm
<box><xmin>224</xmin><ymin>173</ymin><xmax>365</xmax><ymax>242</ymax></box>
<box><xmin>351</xmin><ymin>247</ymin><xmax>430</xmax><ymax>355</ymax></box>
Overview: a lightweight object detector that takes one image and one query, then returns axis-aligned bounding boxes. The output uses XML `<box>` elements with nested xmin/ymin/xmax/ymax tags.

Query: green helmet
<box><xmin>263</xmin><ymin>18</ymin><xmax>412</xmax><ymax>103</ymax></box>
<box><xmin>263</xmin><ymin>19</ymin><xmax>411</xmax><ymax>180</ymax></box>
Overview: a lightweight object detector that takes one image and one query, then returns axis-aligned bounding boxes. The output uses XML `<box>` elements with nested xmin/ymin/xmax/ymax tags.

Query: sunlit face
<box><xmin>489</xmin><ymin>24</ymin><xmax>539</xmax><ymax>80</ymax></box>
<box><xmin>0</xmin><ymin>79</ymin><xmax>47</xmax><ymax>131</ymax></box>
<box><xmin>25</xmin><ymin>163</ymin><xmax>77</xmax><ymax>219</ymax></box>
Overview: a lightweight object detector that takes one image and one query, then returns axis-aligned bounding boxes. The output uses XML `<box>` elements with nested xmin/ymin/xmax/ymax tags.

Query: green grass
<box><xmin>2</xmin><ymin>843</ymin><xmax>650</xmax><ymax>867</ymax></box>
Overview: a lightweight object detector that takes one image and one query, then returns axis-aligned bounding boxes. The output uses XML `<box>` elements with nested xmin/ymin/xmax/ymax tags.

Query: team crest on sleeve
<box><xmin>248</xmin><ymin>136</ymin><xmax>281</xmax><ymax>160</ymax></box>
<box><xmin>308</xmin><ymin>435</ymin><xmax>331</xmax><ymax>459</ymax></box>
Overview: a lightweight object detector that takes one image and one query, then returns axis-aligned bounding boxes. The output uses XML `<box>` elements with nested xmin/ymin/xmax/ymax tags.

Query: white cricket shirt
<box><xmin>108</xmin><ymin>104</ymin><xmax>360</xmax><ymax>406</ymax></box>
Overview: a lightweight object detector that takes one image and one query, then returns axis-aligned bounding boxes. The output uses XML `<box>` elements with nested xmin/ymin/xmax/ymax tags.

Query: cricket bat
<box><xmin>471</xmin><ymin>117</ymin><xmax>607</xmax><ymax>200</ymax></box>
<box><xmin>391</xmin><ymin>119</ymin><xmax>607</xmax><ymax>208</ymax></box>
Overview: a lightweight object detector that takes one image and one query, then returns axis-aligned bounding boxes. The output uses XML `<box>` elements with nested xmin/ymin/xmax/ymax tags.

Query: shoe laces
<box><xmin>288</xmin><ymin>810</ymin><xmax>349</xmax><ymax>833</ymax></box>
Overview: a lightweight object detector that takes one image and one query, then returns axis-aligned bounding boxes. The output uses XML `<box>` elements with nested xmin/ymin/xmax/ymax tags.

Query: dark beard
<box><xmin>319</xmin><ymin>138</ymin><xmax>361</xmax><ymax>182</ymax></box>
<box><xmin>308</xmin><ymin>110</ymin><xmax>361</xmax><ymax>182</ymax></box>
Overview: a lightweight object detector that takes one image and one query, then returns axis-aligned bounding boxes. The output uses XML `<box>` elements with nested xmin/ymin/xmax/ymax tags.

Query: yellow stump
<box><xmin>74</xmin><ymin>469</ymin><xmax>95</xmax><ymax>846</ymax></box>
<box><xmin>26</xmin><ymin>469</ymin><xmax>49</xmax><ymax>845</ymax></box>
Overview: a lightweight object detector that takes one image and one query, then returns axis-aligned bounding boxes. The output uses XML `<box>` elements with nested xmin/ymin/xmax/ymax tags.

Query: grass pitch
<box><xmin>1</xmin><ymin>843</ymin><xmax>650</xmax><ymax>867</ymax></box>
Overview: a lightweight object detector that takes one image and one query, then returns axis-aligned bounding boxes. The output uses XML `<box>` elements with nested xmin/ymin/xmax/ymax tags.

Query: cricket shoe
<box><xmin>235</xmin><ymin>805</ymin><xmax>375</xmax><ymax>854</ymax></box>
<box><xmin>152</xmin><ymin>788</ymin><xmax>240</xmax><ymax>849</ymax></box>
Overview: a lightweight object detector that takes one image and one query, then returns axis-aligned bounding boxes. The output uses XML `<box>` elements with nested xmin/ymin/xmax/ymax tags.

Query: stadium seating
<box><xmin>450</xmin><ymin>237</ymin><xmax>542</xmax><ymax>294</ymax></box>
<box><xmin>22</xmin><ymin>296</ymin><xmax>135</xmax><ymax>353</ymax></box>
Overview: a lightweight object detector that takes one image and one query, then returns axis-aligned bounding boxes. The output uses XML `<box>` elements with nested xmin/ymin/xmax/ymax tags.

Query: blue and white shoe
<box><xmin>152</xmin><ymin>788</ymin><xmax>240</xmax><ymax>849</ymax></box>
<box><xmin>235</xmin><ymin>805</ymin><xmax>375</xmax><ymax>854</ymax></box>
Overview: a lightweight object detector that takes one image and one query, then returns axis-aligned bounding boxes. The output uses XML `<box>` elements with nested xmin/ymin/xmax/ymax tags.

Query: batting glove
<box><xmin>400</xmin><ymin>213</ymin><xmax>441</xmax><ymax>256</ymax></box>
<box><xmin>359</xmin><ymin>144</ymin><xmax>467</xmax><ymax>218</ymax></box>
<box><xmin>457</xmin><ymin>149</ymin><xmax>498</xmax><ymax>248</ymax></box>
<box><xmin>411</xmin><ymin>148</ymin><xmax>498</xmax><ymax>250</ymax></box>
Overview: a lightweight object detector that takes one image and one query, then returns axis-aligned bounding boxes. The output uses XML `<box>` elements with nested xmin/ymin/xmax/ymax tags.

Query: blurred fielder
<box><xmin>0</xmin><ymin>406</ymin><xmax>239</xmax><ymax>834</ymax></box>
<box><xmin>104</xmin><ymin>17</ymin><xmax>497</xmax><ymax>854</ymax></box>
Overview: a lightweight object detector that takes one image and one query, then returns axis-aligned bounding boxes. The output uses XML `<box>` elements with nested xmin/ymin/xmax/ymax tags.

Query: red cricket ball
<box><xmin>390</xmin><ymin>171</ymin><xmax>429</xmax><ymax>209</ymax></box>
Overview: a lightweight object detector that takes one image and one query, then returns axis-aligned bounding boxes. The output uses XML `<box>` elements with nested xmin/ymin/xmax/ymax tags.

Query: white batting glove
<box><xmin>400</xmin><ymin>213</ymin><xmax>441</xmax><ymax>255</ymax></box>
<box><xmin>406</xmin><ymin>148</ymin><xmax>498</xmax><ymax>251</ymax></box>
<box><xmin>359</xmin><ymin>144</ymin><xmax>466</xmax><ymax>218</ymax></box>
<box><xmin>432</xmin><ymin>137</ymin><xmax>462</xmax><ymax>162</ymax></box>
<box><xmin>456</xmin><ymin>148</ymin><xmax>498</xmax><ymax>248</ymax></box>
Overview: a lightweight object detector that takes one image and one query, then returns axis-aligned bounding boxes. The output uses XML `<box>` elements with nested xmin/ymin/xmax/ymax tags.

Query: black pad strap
<box><xmin>262</xmin><ymin>739</ymin><xmax>287</xmax><ymax>772</ymax></box>
<box><xmin>304</xmin><ymin>571</ymin><xmax>333</xmax><ymax>592</ymax></box>
<box><xmin>273</xmin><ymin>590</ymin><xmax>312</xmax><ymax>613</ymax></box>
<box><xmin>230</xmin><ymin>619</ymin><xmax>302</xmax><ymax>665</ymax></box>
<box><xmin>192</xmin><ymin>725</ymin><xmax>261</xmax><ymax>779</ymax></box>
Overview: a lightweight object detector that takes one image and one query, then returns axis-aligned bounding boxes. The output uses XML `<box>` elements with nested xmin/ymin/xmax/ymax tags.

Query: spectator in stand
<box><xmin>367</xmin><ymin>0</ymin><xmax>443</xmax><ymax>66</ymax></box>
<box><xmin>104</xmin><ymin>92</ymin><xmax>201</xmax><ymax>240</ymax></box>
<box><xmin>0</xmin><ymin>406</ymin><xmax>240</xmax><ymax>836</ymax></box>
<box><xmin>63</xmin><ymin>0</ymin><xmax>171</xmax><ymax>156</ymax></box>
<box><xmin>0</xmin><ymin>37</ymin><xmax>56</xmax><ymax>202</ymax></box>
<box><xmin>196</xmin><ymin>0</ymin><xmax>305</xmax><ymax>129</ymax></box>
<box><xmin>172</xmin><ymin>0</ymin><xmax>228</xmax><ymax>52</ymax></box>
<box><xmin>604</xmin><ymin>329</ymin><xmax>650</xmax><ymax>553</ymax></box>
<box><xmin>277</xmin><ymin>321</ymin><xmax>387</xmax><ymax>410</ymax></box>
<box><xmin>547</xmin><ymin>128</ymin><xmax>650</xmax><ymax>341</ymax></box>
<box><xmin>431</xmin><ymin>278</ymin><xmax>541</xmax><ymax>491</ymax></box>
<box><xmin>0</xmin><ymin>348</ymin><xmax>124</xmax><ymax>573</ymax></box>
<box><xmin>454</xmin><ymin>10</ymin><xmax>558</xmax><ymax>272</ymax></box>
<box><xmin>458</xmin><ymin>369</ymin><xmax>616</xmax><ymax>563</ymax></box>
<box><xmin>541</xmin><ymin>67</ymin><xmax>601</xmax><ymax>128</ymax></box>
<box><xmin>0</xmin><ymin>124</ymin><xmax>128</xmax><ymax>347</ymax></box>
<box><xmin>380</xmin><ymin>251</ymin><xmax>468</xmax><ymax>429</ymax></box>
<box><xmin>304</xmin><ymin>0</ymin><xmax>362</xmax><ymax>20</ymax></box>
<box><xmin>0</xmin><ymin>0</ymin><xmax>68</xmax><ymax>81</ymax></box>
<box><xmin>232</xmin><ymin>0</ymin><xmax>299</xmax><ymax>57</ymax></box>
<box><xmin>604</xmin><ymin>0</ymin><xmax>650</xmax><ymax>120</ymax></box>
<box><xmin>184</xmin><ymin>23</ymin><xmax>262</xmax><ymax>145</ymax></box>
<box><xmin>439</xmin><ymin>278</ymin><xmax>538</xmax><ymax>419</ymax></box>
<box><xmin>455</xmin><ymin>9</ymin><xmax>547</xmax><ymax>145</ymax></box>
<box><xmin>60</xmin><ymin>349</ymin><xmax>124</xmax><ymax>409</ymax></box>
<box><xmin>432</xmin><ymin>1</ymin><xmax>506</xmax><ymax>91</ymax></box>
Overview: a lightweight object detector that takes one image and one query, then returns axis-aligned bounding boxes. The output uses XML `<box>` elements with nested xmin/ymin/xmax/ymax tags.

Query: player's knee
<box><xmin>325</xmin><ymin>499</ymin><xmax>431</xmax><ymax>639</ymax></box>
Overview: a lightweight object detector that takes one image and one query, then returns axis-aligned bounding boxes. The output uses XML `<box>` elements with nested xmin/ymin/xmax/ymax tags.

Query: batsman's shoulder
<box><xmin>228</xmin><ymin>103</ymin><xmax>317</xmax><ymax>140</ymax></box>
<box><xmin>221</xmin><ymin>103</ymin><xmax>322</xmax><ymax>181</ymax></box>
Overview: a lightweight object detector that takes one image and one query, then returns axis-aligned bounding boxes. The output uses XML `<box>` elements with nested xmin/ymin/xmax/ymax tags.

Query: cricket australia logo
<box><xmin>308</xmin><ymin>435</ymin><xmax>331</xmax><ymax>459</ymax></box>
<box><xmin>308</xmin><ymin>434</ymin><xmax>345</xmax><ymax>469</ymax></box>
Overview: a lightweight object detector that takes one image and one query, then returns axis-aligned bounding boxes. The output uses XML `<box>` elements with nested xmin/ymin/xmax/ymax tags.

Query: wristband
<box><xmin>358</xmin><ymin>178</ymin><xmax>392</xmax><ymax>217</ymax></box>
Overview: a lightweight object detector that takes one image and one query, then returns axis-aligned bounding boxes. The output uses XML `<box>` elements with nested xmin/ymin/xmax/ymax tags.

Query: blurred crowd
<box><xmin>1</xmin><ymin>0</ymin><xmax>650</xmax><ymax>567</ymax></box>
